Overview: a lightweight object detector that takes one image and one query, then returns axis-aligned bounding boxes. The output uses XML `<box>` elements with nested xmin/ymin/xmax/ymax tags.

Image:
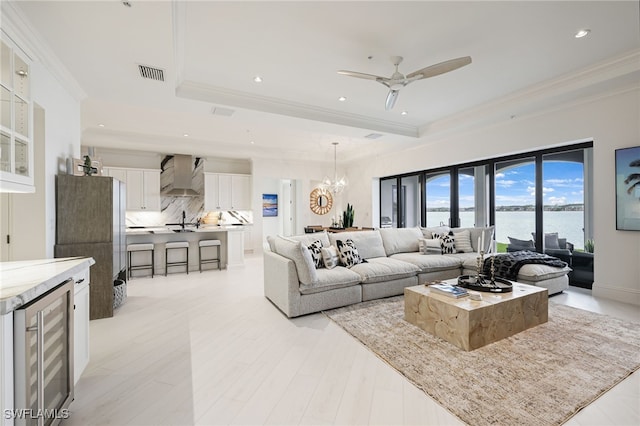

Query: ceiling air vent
<box><xmin>138</xmin><ymin>64</ymin><xmax>165</xmax><ymax>82</ymax></box>
<box><xmin>364</xmin><ymin>133</ymin><xmax>384</xmax><ymax>140</ymax></box>
<box><xmin>211</xmin><ymin>107</ymin><xmax>235</xmax><ymax>117</ymax></box>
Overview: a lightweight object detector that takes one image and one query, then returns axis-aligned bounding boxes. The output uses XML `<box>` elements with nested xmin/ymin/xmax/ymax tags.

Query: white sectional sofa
<box><xmin>264</xmin><ymin>227</ymin><xmax>570</xmax><ymax>318</ymax></box>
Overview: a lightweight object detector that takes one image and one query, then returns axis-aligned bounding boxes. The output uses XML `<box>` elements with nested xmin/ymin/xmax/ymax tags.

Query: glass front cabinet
<box><xmin>0</xmin><ymin>34</ymin><xmax>34</xmax><ymax>193</ymax></box>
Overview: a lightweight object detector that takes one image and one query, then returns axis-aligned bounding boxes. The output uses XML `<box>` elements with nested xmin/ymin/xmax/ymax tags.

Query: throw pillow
<box><xmin>320</xmin><ymin>245</ymin><xmax>339</xmax><ymax>269</ymax></box>
<box><xmin>452</xmin><ymin>229</ymin><xmax>473</xmax><ymax>253</ymax></box>
<box><xmin>418</xmin><ymin>238</ymin><xmax>442</xmax><ymax>255</ymax></box>
<box><xmin>544</xmin><ymin>232</ymin><xmax>561</xmax><ymax>249</ymax></box>
<box><xmin>307</xmin><ymin>240</ymin><xmax>324</xmax><ymax>269</ymax></box>
<box><xmin>336</xmin><ymin>239</ymin><xmax>364</xmax><ymax>268</ymax></box>
<box><xmin>508</xmin><ymin>236</ymin><xmax>535</xmax><ymax>249</ymax></box>
<box><xmin>440</xmin><ymin>231</ymin><xmax>456</xmax><ymax>254</ymax></box>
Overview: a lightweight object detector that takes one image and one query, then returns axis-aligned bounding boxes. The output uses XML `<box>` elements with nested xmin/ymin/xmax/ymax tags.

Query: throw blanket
<box><xmin>483</xmin><ymin>251</ymin><xmax>567</xmax><ymax>281</ymax></box>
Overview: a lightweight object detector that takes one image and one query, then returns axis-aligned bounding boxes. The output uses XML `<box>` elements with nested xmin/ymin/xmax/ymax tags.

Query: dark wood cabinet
<box><xmin>55</xmin><ymin>175</ymin><xmax>126</xmax><ymax>319</ymax></box>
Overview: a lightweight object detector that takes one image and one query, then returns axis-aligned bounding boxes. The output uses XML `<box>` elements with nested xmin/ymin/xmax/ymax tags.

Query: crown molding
<box><xmin>176</xmin><ymin>80</ymin><xmax>419</xmax><ymax>138</ymax></box>
<box><xmin>419</xmin><ymin>48</ymin><xmax>640</xmax><ymax>139</ymax></box>
<box><xmin>1</xmin><ymin>0</ymin><xmax>86</xmax><ymax>102</ymax></box>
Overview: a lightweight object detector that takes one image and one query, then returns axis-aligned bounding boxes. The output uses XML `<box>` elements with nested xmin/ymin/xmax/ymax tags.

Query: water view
<box><xmin>426</xmin><ymin>210</ymin><xmax>585</xmax><ymax>250</ymax></box>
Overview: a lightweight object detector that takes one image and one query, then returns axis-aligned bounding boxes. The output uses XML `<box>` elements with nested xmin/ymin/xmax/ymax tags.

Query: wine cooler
<box><xmin>13</xmin><ymin>280</ymin><xmax>74</xmax><ymax>426</ymax></box>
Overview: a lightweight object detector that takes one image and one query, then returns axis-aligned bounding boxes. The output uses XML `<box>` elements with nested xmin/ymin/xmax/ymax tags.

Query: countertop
<box><xmin>126</xmin><ymin>225</ymin><xmax>250</xmax><ymax>235</ymax></box>
<box><xmin>0</xmin><ymin>257</ymin><xmax>95</xmax><ymax>315</ymax></box>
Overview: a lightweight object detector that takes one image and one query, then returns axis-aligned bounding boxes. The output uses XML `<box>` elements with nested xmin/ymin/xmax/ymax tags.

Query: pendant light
<box><xmin>320</xmin><ymin>142</ymin><xmax>347</xmax><ymax>194</ymax></box>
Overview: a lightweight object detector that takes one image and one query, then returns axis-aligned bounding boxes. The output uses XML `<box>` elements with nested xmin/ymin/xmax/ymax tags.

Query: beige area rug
<box><xmin>324</xmin><ymin>297</ymin><xmax>640</xmax><ymax>426</ymax></box>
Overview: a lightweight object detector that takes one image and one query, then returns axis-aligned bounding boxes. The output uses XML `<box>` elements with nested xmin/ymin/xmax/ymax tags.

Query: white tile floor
<box><xmin>66</xmin><ymin>254</ymin><xmax>640</xmax><ymax>425</ymax></box>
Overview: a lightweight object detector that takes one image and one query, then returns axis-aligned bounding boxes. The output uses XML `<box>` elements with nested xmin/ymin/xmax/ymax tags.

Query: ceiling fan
<box><xmin>338</xmin><ymin>55</ymin><xmax>472</xmax><ymax>110</ymax></box>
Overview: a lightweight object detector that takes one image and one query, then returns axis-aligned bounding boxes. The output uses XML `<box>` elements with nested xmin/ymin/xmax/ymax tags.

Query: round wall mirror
<box><xmin>310</xmin><ymin>188</ymin><xmax>333</xmax><ymax>215</ymax></box>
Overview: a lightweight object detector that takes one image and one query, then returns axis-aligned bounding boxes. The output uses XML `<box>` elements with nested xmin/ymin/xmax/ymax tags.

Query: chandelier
<box><xmin>320</xmin><ymin>142</ymin><xmax>347</xmax><ymax>194</ymax></box>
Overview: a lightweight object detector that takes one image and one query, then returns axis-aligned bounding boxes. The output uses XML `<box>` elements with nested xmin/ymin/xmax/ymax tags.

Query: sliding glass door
<box><xmin>494</xmin><ymin>158</ymin><xmax>536</xmax><ymax>249</ymax></box>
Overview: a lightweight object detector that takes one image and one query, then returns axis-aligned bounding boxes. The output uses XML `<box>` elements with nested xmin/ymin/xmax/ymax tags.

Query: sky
<box><xmin>426</xmin><ymin>161</ymin><xmax>585</xmax><ymax>208</ymax></box>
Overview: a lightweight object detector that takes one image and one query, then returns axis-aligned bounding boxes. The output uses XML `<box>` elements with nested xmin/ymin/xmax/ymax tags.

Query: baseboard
<box><xmin>593</xmin><ymin>283</ymin><xmax>640</xmax><ymax>306</ymax></box>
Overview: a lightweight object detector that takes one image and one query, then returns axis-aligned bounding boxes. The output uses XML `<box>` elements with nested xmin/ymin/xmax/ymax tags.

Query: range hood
<box><xmin>164</xmin><ymin>154</ymin><xmax>199</xmax><ymax>196</ymax></box>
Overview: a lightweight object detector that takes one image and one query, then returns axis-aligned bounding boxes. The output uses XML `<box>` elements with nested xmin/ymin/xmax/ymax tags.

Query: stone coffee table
<box><xmin>404</xmin><ymin>280</ymin><xmax>548</xmax><ymax>351</ymax></box>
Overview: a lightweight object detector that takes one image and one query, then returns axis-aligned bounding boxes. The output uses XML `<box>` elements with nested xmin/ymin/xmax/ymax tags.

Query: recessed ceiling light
<box><xmin>183</xmin><ymin>133</ymin><xmax>189</xmax><ymax>137</ymax></box>
<box><xmin>250</xmin><ymin>141</ymin><xmax>255</xmax><ymax>145</ymax></box>
<box><xmin>253</xmin><ymin>76</ymin><xmax>263</xmax><ymax>83</ymax></box>
<box><xmin>338</xmin><ymin>96</ymin><xmax>347</xmax><ymax>102</ymax></box>
<box><xmin>98</xmin><ymin>123</ymin><xmax>105</xmax><ymax>127</ymax></box>
<box><xmin>575</xmin><ymin>29</ymin><xmax>591</xmax><ymax>38</ymax></box>
<box><xmin>401</xmin><ymin>111</ymin><xmax>408</xmax><ymax>116</ymax></box>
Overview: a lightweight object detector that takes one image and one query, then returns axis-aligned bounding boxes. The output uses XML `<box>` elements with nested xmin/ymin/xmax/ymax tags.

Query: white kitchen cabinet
<box><xmin>226</xmin><ymin>227</ymin><xmax>245</xmax><ymax>267</ymax></box>
<box><xmin>204</xmin><ymin>173</ymin><xmax>251</xmax><ymax>211</ymax></box>
<box><xmin>0</xmin><ymin>37</ymin><xmax>34</xmax><ymax>193</ymax></box>
<box><xmin>104</xmin><ymin>167</ymin><xmax>160</xmax><ymax>211</ymax></box>
<box><xmin>243</xmin><ymin>225</ymin><xmax>253</xmax><ymax>253</ymax></box>
<box><xmin>218</xmin><ymin>174</ymin><xmax>232</xmax><ymax>209</ymax></box>
<box><xmin>73</xmin><ymin>269</ymin><xmax>90</xmax><ymax>385</ymax></box>
<box><xmin>231</xmin><ymin>175</ymin><xmax>251</xmax><ymax>210</ymax></box>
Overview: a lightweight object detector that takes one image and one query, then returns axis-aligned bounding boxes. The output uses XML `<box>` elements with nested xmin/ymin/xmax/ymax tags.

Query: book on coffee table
<box><xmin>428</xmin><ymin>283</ymin><xmax>469</xmax><ymax>298</ymax></box>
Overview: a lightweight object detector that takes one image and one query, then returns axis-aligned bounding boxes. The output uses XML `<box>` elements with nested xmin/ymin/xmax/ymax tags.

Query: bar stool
<box><xmin>199</xmin><ymin>239</ymin><xmax>221</xmax><ymax>272</ymax></box>
<box><xmin>127</xmin><ymin>243</ymin><xmax>154</xmax><ymax>279</ymax></box>
<box><xmin>165</xmin><ymin>241</ymin><xmax>189</xmax><ymax>276</ymax></box>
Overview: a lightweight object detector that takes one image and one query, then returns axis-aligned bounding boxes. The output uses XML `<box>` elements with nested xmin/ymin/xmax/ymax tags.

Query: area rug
<box><xmin>324</xmin><ymin>297</ymin><xmax>640</xmax><ymax>426</ymax></box>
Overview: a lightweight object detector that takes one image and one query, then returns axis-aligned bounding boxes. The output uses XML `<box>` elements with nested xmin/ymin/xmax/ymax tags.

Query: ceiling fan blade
<box><xmin>337</xmin><ymin>70</ymin><xmax>386</xmax><ymax>81</ymax></box>
<box><xmin>385</xmin><ymin>89</ymin><xmax>399</xmax><ymax>111</ymax></box>
<box><xmin>406</xmin><ymin>56</ymin><xmax>472</xmax><ymax>80</ymax></box>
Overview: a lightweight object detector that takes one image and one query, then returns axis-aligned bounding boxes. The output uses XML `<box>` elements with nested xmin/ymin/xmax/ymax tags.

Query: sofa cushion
<box><xmin>390</xmin><ymin>252</ymin><xmax>463</xmax><ymax>273</ymax></box>
<box><xmin>336</xmin><ymin>239</ymin><xmax>365</xmax><ymax>268</ymax></box>
<box><xmin>350</xmin><ymin>257</ymin><xmax>420</xmax><ymax>284</ymax></box>
<box><xmin>461</xmin><ymin>255</ymin><xmax>570</xmax><ymax>281</ymax></box>
<box><xmin>420</xmin><ymin>226</ymin><xmax>450</xmax><ymax>239</ymax></box>
<box><xmin>321</xmin><ymin>245</ymin><xmax>339</xmax><ymax>269</ymax></box>
<box><xmin>286</xmin><ymin>231</ymin><xmax>331</xmax><ymax>248</ymax></box>
<box><xmin>307</xmin><ymin>240</ymin><xmax>324</xmax><ymax>268</ymax></box>
<box><xmin>272</xmin><ymin>236</ymin><xmax>318</xmax><ymax>286</ymax></box>
<box><xmin>379</xmin><ymin>227</ymin><xmax>423</xmax><ymax>256</ymax></box>
<box><xmin>329</xmin><ymin>230</ymin><xmax>387</xmax><ymax>259</ymax></box>
<box><xmin>299</xmin><ymin>267</ymin><xmax>362</xmax><ymax>295</ymax></box>
<box><xmin>517</xmin><ymin>263</ymin><xmax>572</xmax><ymax>281</ymax></box>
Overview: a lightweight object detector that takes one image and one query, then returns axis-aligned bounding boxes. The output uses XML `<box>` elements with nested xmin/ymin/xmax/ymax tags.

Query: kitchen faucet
<box><xmin>181</xmin><ymin>210</ymin><xmax>186</xmax><ymax>230</ymax></box>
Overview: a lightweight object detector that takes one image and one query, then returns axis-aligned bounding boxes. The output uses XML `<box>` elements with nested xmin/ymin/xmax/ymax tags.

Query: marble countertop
<box><xmin>126</xmin><ymin>225</ymin><xmax>248</xmax><ymax>235</ymax></box>
<box><xmin>0</xmin><ymin>257</ymin><xmax>95</xmax><ymax>315</ymax></box>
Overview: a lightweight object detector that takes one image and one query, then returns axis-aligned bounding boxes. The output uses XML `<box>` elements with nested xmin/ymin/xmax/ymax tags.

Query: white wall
<box><xmin>31</xmin><ymin>60</ymin><xmax>82</xmax><ymax>257</ymax></box>
<box><xmin>2</xmin><ymin>15</ymin><xmax>82</xmax><ymax>260</ymax></box>
<box><xmin>343</xmin><ymin>87</ymin><xmax>640</xmax><ymax>305</ymax></box>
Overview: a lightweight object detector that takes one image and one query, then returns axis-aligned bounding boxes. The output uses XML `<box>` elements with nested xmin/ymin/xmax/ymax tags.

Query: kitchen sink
<box><xmin>172</xmin><ymin>229</ymin><xmax>194</xmax><ymax>233</ymax></box>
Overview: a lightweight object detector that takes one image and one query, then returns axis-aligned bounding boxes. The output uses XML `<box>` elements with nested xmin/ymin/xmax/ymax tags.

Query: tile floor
<box><xmin>65</xmin><ymin>254</ymin><xmax>639</xmax><ymax>425</ymax></box>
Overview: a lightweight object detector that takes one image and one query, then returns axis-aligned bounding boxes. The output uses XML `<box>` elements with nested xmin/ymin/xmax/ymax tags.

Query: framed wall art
<box><xmin>262</xmin><ymin>193</ymin><xmax>278</xmax><ymax>217</ymax></box>
<box><xmin>615</xmin><ymin>146</ymin><xmax>640</xmax><ymax>231</ymax></box>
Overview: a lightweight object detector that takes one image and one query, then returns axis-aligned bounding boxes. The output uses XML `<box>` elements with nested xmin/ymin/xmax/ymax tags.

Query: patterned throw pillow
<box><xmin>440</xmin><ymin>231</ymin><xmax>457</xmax><ymax>254</ymax></box>
<box><xmin>321</xmin><ymin>245</ymin><xmax>339</xmax><ymax>269</ymax></box>
<box><xmin>307</xmin><ymin>240</ymin><xmax>324</xmax><ymax>269</ymax></box>
<box><xmin>336</xmin><ymin>239</ymin><xmax>364</xmax><ymax>268</ymax></box>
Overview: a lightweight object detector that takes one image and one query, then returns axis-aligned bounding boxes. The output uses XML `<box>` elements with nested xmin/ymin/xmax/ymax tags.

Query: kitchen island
<box><xmin>126</xmin><ymin>225</ymin><xmax>246</xmax><ymax>274</ymax></box>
